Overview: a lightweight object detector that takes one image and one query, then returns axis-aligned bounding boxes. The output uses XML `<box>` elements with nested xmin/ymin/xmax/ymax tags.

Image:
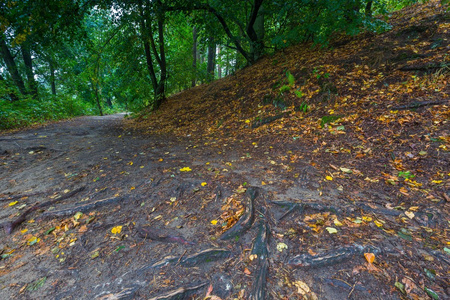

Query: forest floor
<box><xmin>1</xmin><ymin>1</ymin><xmax>449</xmax><ymax>299</ymax></box>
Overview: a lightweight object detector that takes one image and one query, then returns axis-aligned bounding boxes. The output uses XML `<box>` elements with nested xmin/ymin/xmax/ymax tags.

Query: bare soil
<box><xmin>0</xmin><ymin>111</ymin><xmax>448</xmax><ymax>300</ymax></box>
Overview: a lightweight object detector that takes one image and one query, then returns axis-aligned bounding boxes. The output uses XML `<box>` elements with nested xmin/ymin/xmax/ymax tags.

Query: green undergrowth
<box><xmin>0</xmin><ymin>96</ymin><xmax>98</xmax><ymax>130</ymax></box>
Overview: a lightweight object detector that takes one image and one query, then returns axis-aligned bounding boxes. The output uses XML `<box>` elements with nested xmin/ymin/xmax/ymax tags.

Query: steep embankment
<box><xmin>133</xmin><ymin>1</ymin><xmax>448</xmax><ymax>144</ymax></box>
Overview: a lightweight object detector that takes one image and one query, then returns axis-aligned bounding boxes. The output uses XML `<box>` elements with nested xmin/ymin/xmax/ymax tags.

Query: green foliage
<box><xmin>286</xmin><ymin>70</ymin><xmax>296</xmax><ymax>86</ymax></box>
<box><xmin>320</xmin><ymin>115</ymin><xmax>342</xmax><ymax>127</ymax></box>
<box><xmin>398</xmin><ymin>171</ymin><xmax>415</xmax><ymax>179</ymax></box>
<box><xmin>279</xmin><ymin>85</ymin><xmax>291</xmax><ymax>93</ymax></box>
<box><xmin>0</xmin><ymin>96</ymin><xmax>96</xmax><ymax>130</ymax></box>
<box><xmin>295</xmin><ymin>102</ymin><xmax>310</xmax><ymax>113</ymax></box>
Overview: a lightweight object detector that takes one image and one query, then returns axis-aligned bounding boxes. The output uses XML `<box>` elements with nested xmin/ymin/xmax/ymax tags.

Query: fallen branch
<box><xmin>148</xmin><ymin>282</ymin><xmax>208</xmax><ymax>300</ymax></box>
<box><xmin>37</xmin><ymin>195</ymin><xmax>124</xmax><ymax>221</ymax></box>
<box><xmin>3</xmin><ymin>186</ymin><xmax>86</xmax><ymax>234</ymax></box>
<box><xmin>251</xmin><ymin>113</ymin><xmax>289</xmax><ymax>129</ymax></box>
<box><xmin>220</xmin><ymin>187</ymin><xmax>257</xmax><ymax>240</ymax></box>
<box><xmin>0</xmin><ymin>191</ymin><xmax>45</xmax><ymax>202</ymax></box>
<box><xmin>399</xmin><ymin>63</ymin><xmax>447</xmax><ymax>72</ymax></box>
<box><xmin>136</xmin><ymin>226</ymin><xmax>195</xmax><ymax>245</ymax></box>
<box><xmin>391</xmin><ymin>99</ymin><xmax>448</xmax><ymax>110</ymax></box>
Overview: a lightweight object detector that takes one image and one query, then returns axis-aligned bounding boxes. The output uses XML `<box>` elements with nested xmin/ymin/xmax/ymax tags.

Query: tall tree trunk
<box><xmin>365</xmin><ymin>1</ymin><xmax>373</xmax><ymax>17</ymax></box>
<box><xmin>154</xmin><ymin>5</ymin><xmax>166</xmax><ymax>108</ymax></box>
<box><xmin>207</xmin><ymin>39</ymin><xmax>215</xmax><ymax>81</ymax></box>
<box><xmin>49</xmin><ymin>60</ymin><xmax>56</xmax><ymax>95</ymax></box>
<box><xmin>138</xmin><ymin>0</ymin><xmax>166</xmax><ymax>109</ymax></box>
<box><xmin>217</xmin><ymin>45</ymin><xmax>222</xmax><ymax>79</ymax></box>
<box><xmin>191</xmin><ymin>26</ymin><xmax>197</xmax><ymax>88</ymax></box>
<box><xmin>91</xmin><ymin>79</ymin><xmax>103</xmax><ymax>116</ymax></box>
<box><xmin>0</xmin><ymin>35</ymin><xmax>27</xmax><ymax>96</ymax></box>
<box><xmin>21</xmin><ymin>44</ymin><xmax>39</xmax><ymax>99</ymax></box>
<box><xmin>247</xmin><ymin>0</ymin><xmax>265</xmax><ymax>63</ymax></box>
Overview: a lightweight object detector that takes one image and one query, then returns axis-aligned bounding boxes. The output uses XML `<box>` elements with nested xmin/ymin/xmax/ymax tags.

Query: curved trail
<box><xmin>0</xmin><ymin>114</ymin><xmax>447</xmax><ymax>299</ymax></box>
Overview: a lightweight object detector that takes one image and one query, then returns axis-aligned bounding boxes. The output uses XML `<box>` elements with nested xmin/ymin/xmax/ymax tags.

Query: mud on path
<box><xmin>0</xmin><ymin>114</ymin><xmax>448</xmax><ymax>299</ymax></box>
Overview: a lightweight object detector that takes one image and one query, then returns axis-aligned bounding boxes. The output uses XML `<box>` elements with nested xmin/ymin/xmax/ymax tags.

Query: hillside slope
<box><xmin>134</xmin><ymin>1</ymin><xmax>448</xmax><ymax>143</ymax></box>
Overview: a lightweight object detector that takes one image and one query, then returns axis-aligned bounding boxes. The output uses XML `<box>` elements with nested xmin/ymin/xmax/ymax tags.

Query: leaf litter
<box><xmin>0</xmin><ymin>1</ymin><xmax>449</xmax><ymax>299</ymax></box>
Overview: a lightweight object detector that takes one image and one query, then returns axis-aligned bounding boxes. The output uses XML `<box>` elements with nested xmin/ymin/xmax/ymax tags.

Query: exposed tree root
<box><xmin>220</xmin><ymin>187</ymin><xmax>257</xmax><ymax>240</ymax></box>
<box><xmin>148</xmin><ymin>282</ymin><xmax>208</xmax><ymax>300</ymax></box>
<box><xmin>288</xmin><ymin>244</ymin><xmax>380</xmax><ymax>268</ymax></box>
<box><xmin>136</xmin><ymin>226</ymin><xmax>195</xmax><ymax>245</ymax></box>
<box><xmin>271</xmin><ymin>200</ymin><xmax>342</xmax><ymax>221</ymax></box>
<box><xmin>141</xmin><ymin>248</ymin><xmax>232</xmax><ymax>271</ymax></box>
<box><xmin>95</xmin><ymin>286</ymin><xmax>139</xmax><ymax>299</ymax></box>
<box><xmin>0</xmin><ymin>191</ymin><xmax>45</xmax><ymax>202</ymax></box>
<box><xmin>37</xmin><ymin>195</ymin><xmax>123</xmax><ymax>220</ymax></box>
<box><xmin>250</xmin><ymin>221</ymin><xmax>270</xmax><ymax>300</ymax></box>
<box><xmin>2</xmin><ymin>186</ymin><xmax>86</xmax><ymax>234</ymax></box>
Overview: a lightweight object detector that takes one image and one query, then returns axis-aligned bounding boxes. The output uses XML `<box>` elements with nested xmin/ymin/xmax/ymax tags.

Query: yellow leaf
<box><xmin>27</xmin><ymin>236</ymin><xmax>40</xmax><ymax>246</ymax></box>
<box><xmin>128</xmin><ymin>161</ymin><xmax>133</xmax><ymax>165</ymax></box>
<box><xmin>326</xmin><ymin>227</ymin><xmax>338</xmax><ymax>234</ymax></box>
<box><xmin>261</xmin><ymin>181</ymin><xmax>266</xmax><ymax>185</ymax></box>
<box><xmin>21</xmin><ymin>229</ymin><xmax>28</xmax><ymax>234</ymax></box>
<box><xmin>325</xmin><ymin>176</ymin><xmax>333</xmax><ymax>181</ymax></box>
<box><xmin>211</xmin><ymin>220</ymin><xmax>218</xmax><ymax>225</ymax></box>
<box><xmin>277</xmin><ymin>242</ymin><xmax>288</xmax><ymax>252</ymax></box>
<box><xmin>130</xmin><ymin>186</ymin><xmax>135</xmax><ymax>190</ymax></box>
<box><xmin>373</xmin><ymin>220</ymin><xmax>383</xmax><ymax>227</ymax></box>
<box><xmin>362</xmin><ymin>216</ymin><xmax>372</xmax><ymax>222</ymax></box>
<box><xmin>340</xmin><ymin>167</ymin><xmax>352</xmax><ymax>173</ymax></box>
<box><xmin>111</xmin><ymin>226</ymin><xmax>123</xmax><ymax>234</ymax></box>
<box><xmin>404</xmin><ymin>211</ymin><xmax>414</xmax><ymax>219</ymax></box>
<box><xmin>179</xmin><ymin>167</ymin><xmax>192</xmax><ymax>172</ymax></box>
<box><xmin>201</xmin><ymin>182</ymin><xmax>207</xmax><ymax>186</ymax></box>
<box><xmin>159</xmin><ymin>158</ymin><xmax>163</xmax><ymax>162</ymax></box>
<box><xmin>364</xmin><ymin>253</ymin><xmax>375</xmax><ymax>264</ymax></box>
<box><xmin>9</xmin><ymin>201</ymin><xmax>18</xmax><ymax>206</ymax></box>
<box><xmin>73</xmin><ymin>212</ymin><xmax>83</xmax><ymax>220</ymax></box>
<box><xmin>334</xmin><ymin>219</ymin><xmax>343</xmax><ymax>226</ymax></box>
<box><xmin>245</xmin><ymin>120</ymin><xmax>250</xmax><ymax>123</ymax></box>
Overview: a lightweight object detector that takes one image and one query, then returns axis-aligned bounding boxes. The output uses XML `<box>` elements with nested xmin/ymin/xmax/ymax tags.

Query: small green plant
<box><xmin>295</xmin><ymin>102</ymin><xmax>309</xmax><ymax>113</ymax></box>
<box><xmin>279</xmin><ymin>85</ymin><xmax>291</xmax><ymax>93</ymax></box>
<box><xmin>398</xmin><ymin>171</ymin><xmax>415</xmax><ymax>179</ymax></box>
<box><xmin>294</xmin><ymin>90</ymin><xmax>303</xmax><ymax>98</ymax></box>
<box><xmin>320</xmin><ymin>115</ymin><xmax>342</xmax><ymax>127</ymax></box>
<box><xmin>286</xmin><ymin>70</ymin><xmax>295</xmax><ymax>86</ymax></box>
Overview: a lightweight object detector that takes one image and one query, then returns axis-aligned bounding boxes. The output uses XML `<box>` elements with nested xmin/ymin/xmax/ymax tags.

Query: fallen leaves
<box><xmin>111</xmin><ymin>226</ymin><xmax>123</xmax><ymax>234</ymax></box>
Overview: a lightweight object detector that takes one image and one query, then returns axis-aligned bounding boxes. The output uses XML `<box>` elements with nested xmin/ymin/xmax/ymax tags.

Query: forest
<box><xmin>0</xmin><ymin>0</ymin><xmax>427</xmax><ymax>129</ymax></box>
<box><xmin>0</xmin><ymin>0</ymin><xmax>449</xmax><ymax>299</ymax></box>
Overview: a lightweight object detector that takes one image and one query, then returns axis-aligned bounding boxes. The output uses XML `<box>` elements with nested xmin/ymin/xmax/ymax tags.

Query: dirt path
<box><xmin>0</xmin><ymin>115</ymin><xmax>448</xmax><ymax>299</ymax></box>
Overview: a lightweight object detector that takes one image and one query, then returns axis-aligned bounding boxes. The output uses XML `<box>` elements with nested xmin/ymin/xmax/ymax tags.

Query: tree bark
<box><xmin>191</xmin><ymin>26</ymin><xmax>197</xmax><ymax>87</ymax></box>
<box><xmin>207</xmin><ymin>38</ymin><xmax>215</xmax><ymax>81</ymax></box>
<box><xmin>21</xmin><ymin>43</ymin><xmax>39</xmax><ymax>99</ymax></box>
<box><xmin>138</xmin><ymin>0</ymin><xmax>166</xmax><ymax>109</ymax></box>
<box><xmin>365</xmin><ymin>1</ymin><xmax>373</xmax><ymax>17</ymax></box>
<box><xmin>0</xmin><ymin>35</ymin><xmax>27</xmax><ymax>96</ymax></box>
<box><xmin>49</xmin><ymin>59</ymin><xmax>56</xmax><ymax>95</ymax></box>
<box><xmin>217</xmin><ymin>45</ymin><xmax>222</xmax><ymax>79</ymax></box>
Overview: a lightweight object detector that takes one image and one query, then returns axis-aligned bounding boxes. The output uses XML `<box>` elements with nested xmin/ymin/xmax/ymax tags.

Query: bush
<box><xmin>0</xmin><ymin>96</ymin><xmax>97</xmax><ymax>130</ymax></box>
